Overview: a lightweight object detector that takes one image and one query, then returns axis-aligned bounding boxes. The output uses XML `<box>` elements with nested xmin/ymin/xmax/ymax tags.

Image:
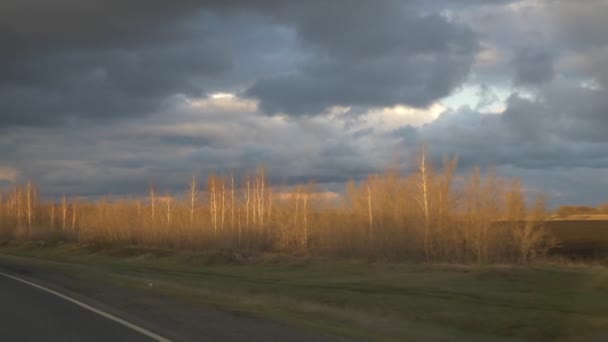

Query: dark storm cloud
<box><xmin>0</xmin><ymin>43</ymin><xmax>230</xmax><ymax>126</ymax></box>
<box><xmin>0</xmin><ymin>1</ymin><xmax>238</xmax><ymax>127</ymax></box>
<box><xmin>246</xmin><ymin>1</ymin><xmax>479</xmax><ymax>115</ymax></box>
<box><xmin>0</xmin><ymin>1</ymin><xmax>305</xmax><ymax>129</ymax></box>
<box><xmin>0</xmin><ymin>0</ymin><xmax>205</xmax><ymax>58</ymax></box>
<box><xmin>1</xmin><ymin>0</ymin><xmax>483</xmax><ymax>127</ymax></box>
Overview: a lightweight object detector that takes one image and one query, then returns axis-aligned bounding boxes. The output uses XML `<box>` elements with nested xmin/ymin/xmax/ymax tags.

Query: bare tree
<box><xmin>464</xmin><ymin>167</ymin><xmax>482</xmax><ymax>262</ymax></box>
<box><xmin>245</xmin><ymin>175</ymin><xmax>251</xmax><ymax>228</ymax></box>
<box><xmin>513</xmin><ymin>195</ymin><xmax>551</xmax><ymax>263</ymax></box>
<box><xmin>256</xmin><ymin>167</ymin><xmax>265</xmax><ymax>227</ymax></box>
<box><xmin>294</xmin><ymin>186</ymin><xmax>300</xmax><ymax>227</ymax></box>
<box><xmin>230</xmin><ymin>175</ymin><xmax>235</xmax><ymax>230</ymax></box>
<box><xmin>16</xmin><ymin>186</ymin><xmax>22</xmax><ymax>227</ymax></box>
<box><xmin>237</xmin><ymin>195</ymin><xmax>242</xmax><ymax>245</ymax></box>
<box><xmin>209</xmin><ymin>175</ymin><xmax>218</xmax><ymax>234</ymax></box>
<box><xmin>435</xmin><ymin>156</ymin><xmax>457</xmax><ymax>259</ymax></box>
<box><xmin>188</xmin><ymin>176</ymin><xmax>199</xmax><ymax>227</ymax></box>
<box><xmin>165</xmin><ymin>196</ymin><xmax>172</xmax><ymax>229</ymax></box>
<box><xmin>25</xmin><ymin>181</ymin><xmax>34</xmax><ymax>233</ymax></box>
<box><xmin>221</xmin><ymin>180</ymin><xmax>226</xmax><ymax>231</ymax></box>
<box><xmin>149</xmin><ymin>186</ymin><xmax>156</xmax><ymax>223</ymax></box>
<box><xmin>367</xmin><ymin>183</ymin><xmax>373</xmax><ymax>243</ymax></box>
<box><xmin>303</xmin><ymin>190</ymin><xmax>308</xmax><ymax>250</ymax></box>
<box><xmin>71</xmin><ymin>201</ymin><xmax>77</xmax><ymax>231</ymax></box>
<box><xmin>253</xmin><ymin>173</ymin><xmax>259</xmax><ymax>227</ymax></box>
<box><xmin>50</xmin><ymin>202</ymin><xmax>55</xmax><ymax>229</ymax></box>
<box><xmin>61</xmin><ymin>194</ymin><xmax>68</xmax><ymax>231</ymax></box>
<box><xmin>415</xmin><ymin>146</ymin><xmax>432</xmax><ymax>260</ymax></box>
<box><xmin>267</xmin><ymin>187</ymin><xmax>272</xmax><ymax>223</ymax></box>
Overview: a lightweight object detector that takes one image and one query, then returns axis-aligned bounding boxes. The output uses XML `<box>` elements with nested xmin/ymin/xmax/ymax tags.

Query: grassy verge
<box><xmin>1</xmin><ymin>243</ymin><xmax>607</xmax><ymax>341</ymax></box>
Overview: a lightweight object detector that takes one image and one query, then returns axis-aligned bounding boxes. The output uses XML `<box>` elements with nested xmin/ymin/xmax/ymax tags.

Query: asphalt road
<box><xmin>0</xmin><ymin>272</ymin><xmax>161</xmax><ymax>342</ymax></box>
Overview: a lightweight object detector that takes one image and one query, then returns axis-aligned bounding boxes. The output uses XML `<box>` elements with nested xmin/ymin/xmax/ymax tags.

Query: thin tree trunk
<box><xmin>149</xmin><ymin>187</ymin><xmax>156</xmax><ymax>223</ymax></box>
<box><xmin>238</xmin><ymin>197</ymin><xmax>242</xmax><ymax>246</ymax></box>
<box><xmin>418</xmin><ymin>147</ymin><xmax>431</xmax><ymax>261</ymax></box>
<box><xmin>61</xmin><ymin>194</ymin><xmax>68</xmax><ymax>232</ymax></box>
<box><xmin>165</xmin><ymin>197</ymin><xmax>172</xmax><ymax>229</ymax></box>
<box><xmin>252</xmin><ymin>176</ymin><xmax>257</xmax><ymax>227</ymax></box>
<box><xmin>26</xmin><ymin>181</ymin><xmax>33</xmax><ymax>234</ymax></box>
<box><xmin>71</xmin><ymin>202</ymin><xmax>76</xmax><ymax>231</ymax></box>
<box><xmin>189</xmin><ymin>176</ymin><xmax>199</xmax><ymax>228</ymax></box>
<box><xmin>16</xmin><ymin>187</ymin><xmax>22</xmax><ymax>228</ymax></box>
<box><xmin>50</xmin><ymin>202</ymin><xmax>55</xmax><ymax>228</ymax></box>
<box><xmin>221</xmin><ymin>181</ymin><xmax>225</xmax><ymax>231</ymax></box>
<box><xmin>245</xmin><ymin>176</ymin><xmax>250</xmax><ymax>228</ymax></box>
<box><xmin>303</xmin><ymin>192</ymin><xmax>308</xmax><ymax>250</ymax></box>
<box><xmin>231</xmin><ymin>175</ymin><xmax>235</xmax><ymax>230</ymax></box>
<box><xmin>294</xmin><ymin>186</ymin><xmax>300</xmax><ymax>227</ymax></box>
<box><xmin>367</xmin><ymin>183</ymin><xmax>373</xmax><ymax>243</ymax></box>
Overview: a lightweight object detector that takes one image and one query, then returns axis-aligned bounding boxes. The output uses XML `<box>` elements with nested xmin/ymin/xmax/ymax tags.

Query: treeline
<box><xmin>0</xmin><ymin>148</ymin><xmax>555</xmax><ymax>263</ymax></box>
<box><xmin>555</xmin><ymin>205</ymin><xmax>608</xmax><ymax>217</ymax></box>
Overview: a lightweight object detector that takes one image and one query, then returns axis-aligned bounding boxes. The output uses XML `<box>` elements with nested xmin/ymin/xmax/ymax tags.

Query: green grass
<box><xmin>1</xmin><ymin>243</ymin><xmax>608</xmax><ymax>341</ymax></box>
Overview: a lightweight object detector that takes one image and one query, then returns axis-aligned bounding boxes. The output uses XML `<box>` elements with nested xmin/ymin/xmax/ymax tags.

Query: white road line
<box><xmin>0</xmin><ymin>271</ymin><xmax>172</xmax><ymax>342</ymax></box>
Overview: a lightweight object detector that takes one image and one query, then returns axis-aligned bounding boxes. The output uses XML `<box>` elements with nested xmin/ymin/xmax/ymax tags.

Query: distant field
<box><xmin>1</xmin><ymin>243</ymin><xmax>608</xmax><ymax>341</ymax></box>
<box><xmin>551</xmin><ymin>215</ymin><xmax>608</xmax><ymax>221</ymax></box>
<box><xmin>545</xmin><ymin>219</ymin><xmax>608</xmax><ymax>255</ymax></box>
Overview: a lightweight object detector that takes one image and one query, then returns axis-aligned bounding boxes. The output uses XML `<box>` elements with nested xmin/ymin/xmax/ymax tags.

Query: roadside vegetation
<box><xmin>1</xmin><ymin>146</ymin><xmax>607</xmax><ymax>340</ymax></box>
<box><xmin>1</xmin><ymin>244</ymin><xmax>608</xmax><ymax>341</ymax></box>
<box><xmin>0</xmin><ymin>147</ymin><xmax>568</xmax><ymax>264</ymax></box>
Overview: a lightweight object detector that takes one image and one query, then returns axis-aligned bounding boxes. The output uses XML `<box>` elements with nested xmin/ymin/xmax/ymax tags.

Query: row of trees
<box><xmin>0</xmin><ymin>149</ymin><xmax>554</xmax><ymax>263</ymax></box>
<box><xmin>554</xmin><ymin>204</ymin><xmax>608</xmax><ymax>217</ymax></box>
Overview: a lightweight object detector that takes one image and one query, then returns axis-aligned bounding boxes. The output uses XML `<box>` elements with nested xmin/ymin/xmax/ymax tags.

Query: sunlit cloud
<box><xmin>188</xmin><ymin>95</ymin><xmax>258</xmax><ymax>114</ymax></box>
<box><xmin>0</xmin><ymin>166</ymin><xmax>18</xmax><ymax>183</ymax></box>
<box><xmin>363</xmin><ymin>103</ymin><xmax>447</xmax><ymax>130</ymax></box>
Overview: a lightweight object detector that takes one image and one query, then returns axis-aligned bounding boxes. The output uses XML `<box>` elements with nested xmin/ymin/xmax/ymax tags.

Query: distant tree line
<box><xmin>0</xmin><ymin>147</ymin><xmax>559</xmax><ymax>263</ymax></box>
<box><xmin>555</xmin><ymin>205</ymin><xmax>608</xmax><ymax>217</ymax></box>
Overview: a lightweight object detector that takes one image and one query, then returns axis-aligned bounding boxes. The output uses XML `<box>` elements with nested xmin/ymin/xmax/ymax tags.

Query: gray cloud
<box><xmin>553</xmin><ymin>0</ymin><xmax>608</xmax><ymax>50</ymax></box>
<box><xmin>246</xmin><ymin>1</ymin><xmax>479</xmax><ymax>115</ymax></box>
<box><xmin>512</xmin><ymin>46</ymin><xmax>555</xmax><ymax>85</ymax></box>
<box><xmin>0</xmin><ymin>42</ymin><xmax>231</xmax><ymax>126</ymax></box>
<box><xmin>0</xmin><ymin>0</ymin><xmax>206</xmax><ymax>59</ymax></box>
<box><xmin>392</xmin><ymin>82</ymin><xmax>608</xmax><ymax>173</ymax></box>
<box><xmin>550</xmin><ymin>0</ymin><xmax>608</xmax><ymax>88</ymax></box>
<box><xmin>1</xmin><ymin>1</ymin><xmax>481</xmax><ymax>126</ymax></box>
<box><xmin>2</xmin><ymin>0</ymin><xmax>608</xmax><ymax>206</ymax></box>
<box><xmin>0</xmin><ymin>1</ymin><xmax>295</xmax><ymax>128</ymax></box>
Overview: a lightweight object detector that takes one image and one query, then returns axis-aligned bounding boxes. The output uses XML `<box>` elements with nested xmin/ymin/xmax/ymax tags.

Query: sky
<box><xmin>1</xmin><ymin>0</ymin><xmax>607</xmax><ymax>205</ymax></box>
